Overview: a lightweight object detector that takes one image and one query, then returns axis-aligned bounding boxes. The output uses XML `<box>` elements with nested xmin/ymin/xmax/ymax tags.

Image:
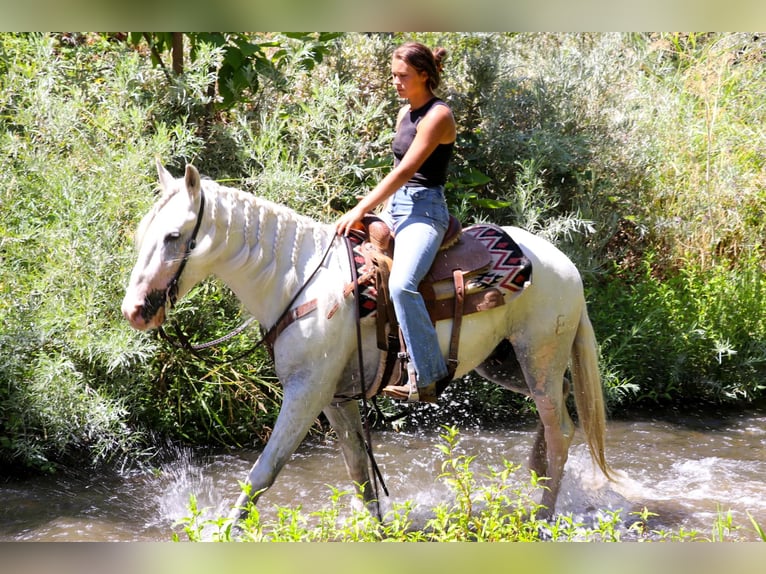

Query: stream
<box><xmin>2</xmin><ymin>405</ymin><xmax>765</xmax><ymax>541</ymax></box>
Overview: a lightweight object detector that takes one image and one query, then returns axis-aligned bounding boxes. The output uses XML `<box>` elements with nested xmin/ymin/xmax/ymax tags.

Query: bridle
<box><xmin>165</xmin><ymin>190</ymin><xmax>206</xmax><ymax>309</ymax></box>
<box><xmin>155</xmin><ymin>187</ymin><xmax>335</xmax><ymax>358</ymax></box>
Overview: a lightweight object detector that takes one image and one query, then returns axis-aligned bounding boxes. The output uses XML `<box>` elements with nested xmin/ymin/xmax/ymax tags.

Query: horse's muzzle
<box><xmin>122</xmin><ymin>289</ymin><xmax>167</xmax><ymax>330</ymax></box>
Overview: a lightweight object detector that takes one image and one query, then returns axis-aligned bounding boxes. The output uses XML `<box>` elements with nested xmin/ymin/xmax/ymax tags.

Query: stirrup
<box><xmin>382</xmin><ymin>357</ymin><xmax>418</xmax><ymax>402</ymax></box>
<box><xmin>381</xmin><ymin>381</ymin><xmax>438</xmax><ymax>403</ymax></box>
<box><xmin>381</xmin><ymin>357</ymin><xmax>436</xmax><ymax>403</ymax></box>
<box><xmin>382</xmin><ymin>362</ymin><xmax>439</xmax><ymax>403</ymax></box>
<box><xmin>381</xmin><ymin>382</ymin><xmax>420</xmax><ymax>402</ymax></box>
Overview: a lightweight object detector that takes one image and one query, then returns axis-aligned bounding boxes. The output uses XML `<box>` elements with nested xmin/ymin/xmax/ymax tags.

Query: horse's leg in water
<box><xmin>527</xmin><ymin>374</ymin><xmax>572</xmax><ymax>473</ymax></box>
<box><xmin>228</xmin><ymin>373</ymin><xmax>333</xmax><ymax>522</ymax></box>
<box><xmin>475</xmin><ymin>341</ymin><xmax>549</xmax><ymax>474</ymax></box>
<box><xmin>475</xmin><ymin>337</ymin><xmax>574</xmax><ymax>517</ymax></box>
<box><xmin>322</xmin><ymin>400</ymin><xmax>379</xmax><ymax>517</ymax></box>
<box><xmin>520</xmin><ymin>338</ymin><xmax>576</xmax><ymax>517</ymax></box>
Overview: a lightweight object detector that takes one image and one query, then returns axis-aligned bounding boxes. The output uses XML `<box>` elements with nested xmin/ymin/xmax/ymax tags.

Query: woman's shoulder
<box><xmin>421</xmin><ymin>99</ymin><xmax>456</xmax><ymax>143</ymax></box>
<box><xmin>424</xmin><ymin>99</ymin><xmax>454</xmax><ymax>123</ymax></box>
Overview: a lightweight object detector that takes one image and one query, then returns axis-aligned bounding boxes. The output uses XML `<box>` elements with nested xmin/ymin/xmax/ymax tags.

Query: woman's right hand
<box><xmin>335</xmin><ymin>204</ymin><xmax>366</xmax><ymax>237</ymax></box>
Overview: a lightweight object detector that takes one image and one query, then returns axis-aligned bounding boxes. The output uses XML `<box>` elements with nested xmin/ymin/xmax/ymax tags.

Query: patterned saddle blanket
<box><xmin>350</xmin><ymin>223</ymin><xmax>532</xmax><ymax>321</ymax></box>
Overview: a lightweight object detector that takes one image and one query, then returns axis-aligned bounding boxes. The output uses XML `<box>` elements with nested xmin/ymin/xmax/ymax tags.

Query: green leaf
<box><xmin>474</xmin><ymin>198</ymin><xmax>512</xmax><ymax>209</ymax></box>
<box><xmin>459</xmin><ymin>169</ymin><xmax>491</xmax><ymax>188</ymax></box>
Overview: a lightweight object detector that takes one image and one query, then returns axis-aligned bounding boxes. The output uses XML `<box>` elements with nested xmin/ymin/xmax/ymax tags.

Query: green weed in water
<box><xmin>172</xmin><ymin>428</ymin><xmax>766</xmax><ymax>542</ymax></box>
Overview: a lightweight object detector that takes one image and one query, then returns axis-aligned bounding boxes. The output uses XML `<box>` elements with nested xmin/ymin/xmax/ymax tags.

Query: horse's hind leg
<box><xmin>322</xmin><ymin>400</ymin><xmax>379</xmax><ymax>517</ymax></box>
<box><xmin>528</xmin><ymin>376</ymin><xmax>571</xmax><ymax>480</ymax></box>
<box><xmin>475</xmin><ymin>340</ymin><xmax>550</xmax><ymax>475</ymax></box>
<box><xmin>477</xmin><ymin>338</ymin><xmax>574</xmax><ymax>517</ymax></box>
<box><xmin>521</xmin><ymin>344</ymin><xmax>576</xmax><ymax>517</ymax></box>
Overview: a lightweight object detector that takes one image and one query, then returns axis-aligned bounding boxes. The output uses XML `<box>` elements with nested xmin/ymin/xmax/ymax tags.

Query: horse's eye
<box><xmin>164</xmin><ymin>231</ymin><xmax>181</xmax><ymax>244</ymax></box>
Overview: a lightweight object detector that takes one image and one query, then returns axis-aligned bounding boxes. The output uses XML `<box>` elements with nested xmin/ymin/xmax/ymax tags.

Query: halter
<box><xmin>166</xmin><ymin>190</ymin><xmax>206</xmax><ymax>308</ymax></box>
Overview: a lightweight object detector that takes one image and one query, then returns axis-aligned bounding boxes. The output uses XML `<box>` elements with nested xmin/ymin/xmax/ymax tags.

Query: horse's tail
<box><xmin>570</xmin><ymin>306</ymin><xmax>613</xmax><ymax>480</ymax></box>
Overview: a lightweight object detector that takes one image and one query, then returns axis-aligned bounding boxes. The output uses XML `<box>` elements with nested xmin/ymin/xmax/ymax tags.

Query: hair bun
<box><xmin>432</xmin><ymin>47</ymin><xmax>447</xmax><ymax>73</ymax></box>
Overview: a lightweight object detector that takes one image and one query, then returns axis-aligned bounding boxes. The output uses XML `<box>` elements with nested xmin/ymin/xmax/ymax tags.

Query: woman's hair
<box><xmin>393</xmin><ymin>41</ymin><xmax>447</xmax><ymax>92</ymax></box>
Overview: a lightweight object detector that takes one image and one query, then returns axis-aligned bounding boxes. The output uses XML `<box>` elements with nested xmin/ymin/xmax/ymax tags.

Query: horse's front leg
<box><xmin>228</xmin><ymin>371</ymin><xmax>334</xmax><ymax>523</ymax></box>
<box><xmin>322</xmin><ymin>400</ymin><xmax>379</xmax><ymax>518</ymax></box>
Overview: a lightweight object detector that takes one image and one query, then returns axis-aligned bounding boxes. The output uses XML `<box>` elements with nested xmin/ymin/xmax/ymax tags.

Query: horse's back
<box><xmin>501</xmin><ymin>226</ymin><xmax>585</xmax><ymax>337</ymax></box>
<box><xmin>503</xmin><ymin>226</ymin><xmax>583</xmax><ymax>291</ymax></box>
<box><xmin>503</xmin><ymin>227</ymin><xmax>579</xmax><ymax>279</ymax></box>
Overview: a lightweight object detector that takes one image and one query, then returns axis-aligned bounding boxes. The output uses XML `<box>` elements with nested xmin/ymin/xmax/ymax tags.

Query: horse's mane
<box><xmin>135</xmin><ymin>175</ymin><xmax>334</xmax><ymax>283</ymax></box>
<box><xmin>208</xmin><ymin>181</ymin><xmax>333</xmax><ymax>277</ymax></box>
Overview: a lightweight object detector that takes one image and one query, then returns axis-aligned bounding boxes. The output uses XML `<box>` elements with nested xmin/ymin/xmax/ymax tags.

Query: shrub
<box><xmin>589</xmin><ymin>251</ymin><xmax>766</xmax><ymax>405</ymax></box>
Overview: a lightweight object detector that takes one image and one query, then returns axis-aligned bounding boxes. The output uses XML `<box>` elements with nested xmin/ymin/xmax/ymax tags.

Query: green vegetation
<box><xmin>174</xmin><ymin>427</ymin><xmax>766</xmax><ymax>542</ymax></box>
<box><xmin>1</xmin><ymin>32</ymin><xmax>765</xmax><ymax>478</ymax></box>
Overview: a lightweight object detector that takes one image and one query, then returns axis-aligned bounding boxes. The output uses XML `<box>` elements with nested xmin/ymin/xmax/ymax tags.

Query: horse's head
<box><xmin>121</xmin><ymin>160</ymin><xmax>206</xmax><ymax>330</ymax></box>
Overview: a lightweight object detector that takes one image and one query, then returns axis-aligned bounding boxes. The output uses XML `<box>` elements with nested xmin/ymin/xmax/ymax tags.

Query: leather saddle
<box><xmin>354</xmin><ymin>214</ymin><xmax>506</xmax><ymax>399</ymax></box>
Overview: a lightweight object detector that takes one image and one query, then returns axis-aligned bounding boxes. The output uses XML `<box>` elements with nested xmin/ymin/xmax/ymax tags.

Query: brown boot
<box><xmin>417</xmin><ymin>381</ymin><xmax>438</xmax><ymax>403</ymax></box>
<box><xmin>381</xmin><ymin>381</ymin><xmax>438</xmax><ymax>403</ymax></box>
<box><xmin>381</xmin><ymin>359</ymin><xmax>441</xmax><ymax>403</ymax></box>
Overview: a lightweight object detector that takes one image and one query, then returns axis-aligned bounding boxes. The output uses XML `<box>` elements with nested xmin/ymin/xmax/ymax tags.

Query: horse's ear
<box><xmin>184</xmin><ymin>164</ymin><xmax>201</xmax><ymax>198</ymax></box>
<box><xmin>156</xmin><ymin>158</ymin><xmax>174</xmax><ymax>193</ymax></box>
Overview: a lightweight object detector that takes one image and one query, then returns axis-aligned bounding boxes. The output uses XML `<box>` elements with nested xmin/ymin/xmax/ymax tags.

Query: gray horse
<box><xmin>122</xmin><ymin>162</ymin><xmax>611</xmax><ymax>524</ymax></box>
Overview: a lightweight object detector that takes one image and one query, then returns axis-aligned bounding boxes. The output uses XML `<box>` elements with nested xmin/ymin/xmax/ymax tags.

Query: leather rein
<box><xmin>156</xmin><ymin>190</ymin><xmax>338</xmax><ymax>362</ymax></box>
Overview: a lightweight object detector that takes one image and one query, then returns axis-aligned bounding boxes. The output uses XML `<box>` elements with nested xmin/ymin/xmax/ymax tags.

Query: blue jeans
<box><xmin>380</xmin><ymin>185</ymin><xmax>450</xmax><ymax>387</ymax></box>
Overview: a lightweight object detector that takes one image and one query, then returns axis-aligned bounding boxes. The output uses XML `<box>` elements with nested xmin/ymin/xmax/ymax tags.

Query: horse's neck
<box><xmin>202</xmin><ymin>184</ymin><xmax>335</xmax><ymax>327</ymax></box>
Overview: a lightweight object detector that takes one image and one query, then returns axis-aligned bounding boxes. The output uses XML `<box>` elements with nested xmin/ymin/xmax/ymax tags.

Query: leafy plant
<box><xmin>126</xmin><ymin>33</ymin><xmax>342</xmax><ymax>111</ymax></box>
<box><xmin>171</xmin><ymin>427</ymin><xmax>762</xmax><ymax>542</ymax></box>
<box><xmin>589</xmin><ymin>251</ymin><xmax>766</xmax><ymax>407</ymax></box>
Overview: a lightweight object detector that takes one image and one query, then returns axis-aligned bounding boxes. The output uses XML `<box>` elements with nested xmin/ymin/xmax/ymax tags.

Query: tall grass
<box><xmin>590</xmin><ymin>251</ymin><xmax>766</xmax><ymax>405</ymax></box>
<box><xmin>637</xmin><ymin>33</ymin><xmax>766</xmax><ymax>269</ymax></box>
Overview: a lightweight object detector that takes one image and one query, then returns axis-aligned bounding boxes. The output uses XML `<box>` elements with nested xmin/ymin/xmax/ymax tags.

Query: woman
<box><xmin>335</xmin><ymin>41</ymin><xmax>456</xmax><ymax>403</ymax></box>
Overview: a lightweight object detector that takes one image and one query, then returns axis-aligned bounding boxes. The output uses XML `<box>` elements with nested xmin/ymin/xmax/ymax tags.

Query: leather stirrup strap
<box><xmin>368</xmin><ymin>328</ymin><xmax>405</xmax><ymax>399</ymax></box>
<box><xmin>374</xmin><ymin>258</ymin><xmax>398</xmax><ymax>352</ymax></box>
<box><xmin>441</xmin><ymin>269</ymin><xmax>465</xmax><ymax>390</ymax></box>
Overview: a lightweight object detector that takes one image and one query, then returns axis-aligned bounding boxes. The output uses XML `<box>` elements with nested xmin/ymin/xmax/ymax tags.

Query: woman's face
<box><xmin>391</xmin><ymin>57</ymin><xmax>428</xmax><ymax>100</ymax></box>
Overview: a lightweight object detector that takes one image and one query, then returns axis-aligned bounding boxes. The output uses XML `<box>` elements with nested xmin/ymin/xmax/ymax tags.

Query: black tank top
<box><xmin>392</xmin><ymin>97</ymin><xmax>454</xmax><ymax>187</ymax></box>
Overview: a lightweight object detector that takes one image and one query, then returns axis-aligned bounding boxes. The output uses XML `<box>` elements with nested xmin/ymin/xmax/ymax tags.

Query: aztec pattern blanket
<box><xmin>350</xmin><ymin>224</ymin><xmax>532</xmax><ymax>319</ymax></box>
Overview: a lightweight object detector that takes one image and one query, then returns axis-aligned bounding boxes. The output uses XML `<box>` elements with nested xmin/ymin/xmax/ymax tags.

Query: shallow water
<box><xmin>2</xmin><ymin>408</ymin><xmax>765</xmax><ymax>541</ymax></box>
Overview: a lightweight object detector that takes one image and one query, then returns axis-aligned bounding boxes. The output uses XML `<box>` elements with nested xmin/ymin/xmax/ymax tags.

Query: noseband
<box><xmin>165</xmin><ymin>190</ymin><xmax>206</xmax><ymax>308</ymax></box>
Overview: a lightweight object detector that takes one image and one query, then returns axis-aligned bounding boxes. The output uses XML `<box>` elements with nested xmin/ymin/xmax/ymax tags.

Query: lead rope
<box><xmin>343</xmin><ymin>235</ymin><xmax>388</xmax><ymax>515</ymax></box>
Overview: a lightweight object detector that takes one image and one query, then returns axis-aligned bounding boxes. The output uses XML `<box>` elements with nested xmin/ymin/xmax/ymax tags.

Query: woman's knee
<box><xmin>388</xmin><ymin>274</ymin><xmax>416</xmax><ymax>302</ymax></box>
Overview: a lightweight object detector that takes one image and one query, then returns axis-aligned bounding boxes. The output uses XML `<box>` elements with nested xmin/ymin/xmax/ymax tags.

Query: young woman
<box><xmin>335</xmin><ymin>41</ymin><xmax>456</xmax><ymax>403</ymax></box>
